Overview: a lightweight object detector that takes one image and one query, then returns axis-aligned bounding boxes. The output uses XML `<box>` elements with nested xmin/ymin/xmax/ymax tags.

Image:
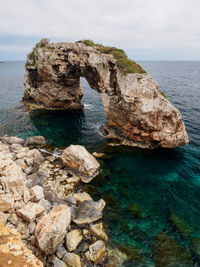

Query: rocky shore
<box><xmin>0</xmin><ymin>135</ymin><xmax>114</xmax><ymax>267</ymax></box>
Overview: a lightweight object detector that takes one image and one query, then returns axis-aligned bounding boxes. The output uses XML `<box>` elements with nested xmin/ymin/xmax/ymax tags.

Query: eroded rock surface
<box><xmin>23</xmin><ymin>38</ymin><xmax>188</xmax><ymax>148</ymax></box>
<box><xmin>35</xmin><ymin>205</ymin><xmax>71</xmax><ymax>254</ymax></box>
<box><xmin>61</xmin><ymin>145</ymin><xmax>100</xmax><ymax>182</ymax></box>
<box><xmin>0</xmin><ymin>222</ymin><xmax>43</xmax><ymax>267</ymax></box>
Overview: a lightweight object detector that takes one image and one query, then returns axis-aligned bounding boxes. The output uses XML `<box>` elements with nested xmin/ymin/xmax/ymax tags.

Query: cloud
<box><xmin>0</xmin><ymin>0</ymin><xmax>200</xmax><ymax>60</ymax></box>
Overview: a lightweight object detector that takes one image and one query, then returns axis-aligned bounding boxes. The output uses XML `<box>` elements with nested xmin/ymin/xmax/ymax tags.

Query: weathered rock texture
<box><xmin>23</xmin><ymin>38</ymin><xmax>189</xmax><ymax>148</ymax></box>
<box><xmin>61</xmin><ymin>145</ymin><xmax>100</xmax><ymax>183</ymax></box>
<box><xmin>0</xmin><ymin>222</ymin><xmax>43</xmax><ymax>267</ymax></box>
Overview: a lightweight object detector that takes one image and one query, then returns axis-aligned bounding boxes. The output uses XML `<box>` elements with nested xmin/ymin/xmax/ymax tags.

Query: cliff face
<box><xmin>23</xmin><ymin>38</ymin><xmax>189</xmax><ymax>148</ymax></box>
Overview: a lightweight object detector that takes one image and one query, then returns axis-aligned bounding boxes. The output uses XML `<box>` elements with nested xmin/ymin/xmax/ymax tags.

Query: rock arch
<box><xmin>23</xmin><ymin>39</ymin><xmax>189</xmax><ymax>149</ymax></box>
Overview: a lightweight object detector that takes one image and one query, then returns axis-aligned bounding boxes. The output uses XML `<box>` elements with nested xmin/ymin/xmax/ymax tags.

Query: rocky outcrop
<box><xmin>61</xmin><ymin>145</ymin><xmax>100</xmax><ymax>183</ymax></box>
<box><xmin>0</xmin><ymin>222</ymin><xmax>43</xmax><ymax>267</ymax></box>
<box><xmin>23</xmin><ymin>38</ymin><xmax>188</xmax><ymax>149</ymax></box>
<box><xmin>0</xmin><ymin>137</ymin><xmax>108</xmax><ymax>266</ymax></box>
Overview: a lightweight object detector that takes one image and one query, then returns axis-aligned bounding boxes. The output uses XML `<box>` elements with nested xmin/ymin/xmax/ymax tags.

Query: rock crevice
<box><xmin>23</xmin><ymin>38</ymin><xmax>189</xmax><ymax>148</ymax></box>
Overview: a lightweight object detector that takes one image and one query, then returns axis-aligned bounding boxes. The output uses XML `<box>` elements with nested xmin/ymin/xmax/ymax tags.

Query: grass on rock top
<box><xmin>76</xmin><ymin>39</ymin><xmax>146</xmax><ymax>74</ymax></box>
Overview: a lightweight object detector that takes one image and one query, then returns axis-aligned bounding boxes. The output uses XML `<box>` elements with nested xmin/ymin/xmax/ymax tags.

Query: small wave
<box><xmin>83</xmin><ymin>103</ymin><xmax>93</xmax><ymax>110</ymax></box>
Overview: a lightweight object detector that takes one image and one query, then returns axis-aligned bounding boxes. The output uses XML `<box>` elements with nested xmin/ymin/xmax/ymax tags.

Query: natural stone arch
<box><xmin>23</xmin><ymin>39</ymin><xmax>189</xmax><ymax>149</ymax></box>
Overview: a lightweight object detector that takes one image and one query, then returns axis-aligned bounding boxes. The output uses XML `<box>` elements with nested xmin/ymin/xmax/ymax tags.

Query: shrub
<box><xmin>76</xmin><ymin>39</ymin><xmax>146</xmax><ymax>74</ymax></box>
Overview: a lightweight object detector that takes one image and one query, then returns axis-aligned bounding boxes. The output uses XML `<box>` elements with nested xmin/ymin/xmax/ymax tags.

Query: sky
<box><xmin>0</xmin><ymin>0</ymin><xmax>200</xmax><ymax>61</ymax></box>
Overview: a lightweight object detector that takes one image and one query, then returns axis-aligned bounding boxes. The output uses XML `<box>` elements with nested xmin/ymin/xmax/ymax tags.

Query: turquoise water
<box><xmin>0</xmin><ymin>61</ymin><xmax>200</xmax><ymax>266</ymax></box>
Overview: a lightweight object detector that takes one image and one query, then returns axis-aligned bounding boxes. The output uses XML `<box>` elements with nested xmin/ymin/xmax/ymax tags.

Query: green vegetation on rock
<box><xmin>76</xmin><ymin>39</ymin><xmax>146</xmax><ymax>74</ymax></box>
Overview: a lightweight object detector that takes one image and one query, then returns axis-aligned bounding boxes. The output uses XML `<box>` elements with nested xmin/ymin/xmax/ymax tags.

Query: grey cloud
<box><xmin>0</xmin><ymin>0</ymin><xmax>200</xmax><ymax>60</ymax></box>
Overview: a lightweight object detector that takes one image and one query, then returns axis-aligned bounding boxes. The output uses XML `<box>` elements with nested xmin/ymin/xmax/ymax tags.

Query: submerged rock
<box><xmin>190</xmin><ymin>237</ymin><xmax>200</xmax><ymax>259</ymax></box>
<box><xmin>23</xmin><ymin>38</ymin><xmax>188</xmax><ymax>149</ymax></box>
<box><xmin>170</xmin><ymin>213</ymin><xmax>193</xmax><ymax>238</ymax></box>
<box><xmin>154</xmin><ymin>232</ymin><xmax>193</xmax><ymax>267</ymax></box>
<box><xmin>61</xmin><ymin>145</ymin><xmax>100</xmax><ymax>183</ymax></box>
<box><xmin>35</xmin><ymin>205</ymin><xmax>71</xmax><ymax>254</ymax></box>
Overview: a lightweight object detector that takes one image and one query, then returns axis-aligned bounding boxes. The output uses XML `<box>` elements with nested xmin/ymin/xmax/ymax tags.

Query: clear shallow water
<box><xmin>0</xmin><ymin>61</ymin><xmax>200</xmax><ymax>266</ymax></box>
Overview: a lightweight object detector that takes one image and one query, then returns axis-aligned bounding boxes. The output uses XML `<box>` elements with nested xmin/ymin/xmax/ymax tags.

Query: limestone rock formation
<box><xmin>35</xmin><ymin>205</ymin><xmax>71</xmax><ymax>254</ymax></box>
<box><xmin>0</xmin><ymin>222</ymin><xmax>43</xmax><ymax>267</ymax></box>
<box><xmin>23</xmin><ymin>38</ymin><xmax>189</xmax><ymax>149</ymax></box>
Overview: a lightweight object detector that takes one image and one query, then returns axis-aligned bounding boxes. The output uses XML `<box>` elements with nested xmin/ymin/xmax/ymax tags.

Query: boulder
<box><xmin>66</xmin><ymin>229</ymin><xmax>83</xmax><ymax>251</ymax></box>
<box><xmin>17</xmin><ymin>202</ymin><xmax>44</xmax><ymax>222</ymax></box>
<box><xmin>0</xmin><ymin>212</ymin><xmax>9</xmax><ymax>224</ymax></box>
<box><xmin>86</xmin><ymin>240</ymin><xmax>106</xmax><ymax>264</ymax></box>
<box><xmin>30</xmin><ymin>185</ymin><xmax>44</xmax><ymax>202</ymax></box>
<box><xmin>35</xmin><ymin>205</ymin><xmax>71</xmax><ymax>254</ymax></box>
<box><xmin>90</xmin><ymin>222</ymin><xmax>108</xmax><ymax>241</ymax></box>
<box><xmin>0</xmin><ymin>222</ymin><xmax>43</xmax><ymax>267</ymax></box>
<box><xmin>61</xmin><ymin>145</ymin><xmax>100</xmax><ymax>183</ymax></box>
<box><xmin>25</xmin><ymin>136</ymin><xmax>45</xmax><ymax>146</ymax></box>
<box><xmin>26</xmin><ymin>149</ymin><xmax>44</xmax><ymax>164</ymax></box>
<box><xmin>0</xmin><ymin>152</ymin><xmax>25</xmax><ymax>197</ymax></box>
<box><xmin>52</xmin><ymin>256</ymin><xmax>67</xmax><ymax>267</ymax></box>
<box><xmin>73</xmin><ymin>199</ymin><xmax>105</xmax><ymax>225</ymax></box>
<box><xmin>2</xmin><ymin>136</ymin><xmax>24</xmax><ymax>145</ymax></box>
<box><xmin>0</xmin><ymin>194</ymin><xmax>14</xmax><ymax>212</ymax></box>
<box><xmin>63</xmin><ymin>252</ymin><xmax>81</xmax><ymax>267</ymax></box>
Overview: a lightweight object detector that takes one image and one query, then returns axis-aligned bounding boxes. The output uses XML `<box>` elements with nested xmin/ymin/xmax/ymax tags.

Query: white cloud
<box><xmin>0</xmin><ymin>0</ymin><xmax>200</xmax><ymax>59</ymax></box>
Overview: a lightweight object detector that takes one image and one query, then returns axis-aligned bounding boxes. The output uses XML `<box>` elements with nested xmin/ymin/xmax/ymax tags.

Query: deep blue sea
<box><xmin>0</xmin><ymin>61</ymin><xmax>200</xmax><ymax>266</ymax></box>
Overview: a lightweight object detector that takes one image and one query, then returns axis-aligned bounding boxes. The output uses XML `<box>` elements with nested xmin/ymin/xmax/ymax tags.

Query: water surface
<box><xmin>0</xmin><ymin>61</ymin><xmax>200</xmax><ymax>266</ymax></box>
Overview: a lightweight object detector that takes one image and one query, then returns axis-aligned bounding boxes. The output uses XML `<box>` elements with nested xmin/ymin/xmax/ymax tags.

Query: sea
<box><xmin>0</xmin><ymin>61</ymin><xmax>200</xmax><ymax>266</ymax></box>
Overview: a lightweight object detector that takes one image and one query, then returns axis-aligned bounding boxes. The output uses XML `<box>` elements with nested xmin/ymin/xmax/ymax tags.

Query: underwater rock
<box><xmin>61</xmin><ymin>145</ymin><xmax>100</xmax><ymax>183</ymax></box>
<box><xmin>170</xmin><ymin>213</ymin><xmax>193</xmax><ymax>238</ymax></box>
<box><xmin>23</xmin><ymin>38</ymin><xmax>188</xmax><ymax>149</ymax></box>
<box><xmin>154</xmin><ymin>232</ymin><xmax>193</xmax><ymax>267</ymax></box>
<box><xmin>107</xmin><ymin>245</ymin><xmax>145</xmax><ymax>266</ymax></box>
<box><xmin>125</xmin><ymin>203</ymin><xmax>143</xmax><ymax>219</ymax></box>
<box><xmin>190</xmin><ymin>237</ymin><xmax>200</xmax><ymax>259</ymax></box>
<box><xmin>92</xmin><ymin>152</ymin><xmax>110</xmax><ymax>159</ymax></box>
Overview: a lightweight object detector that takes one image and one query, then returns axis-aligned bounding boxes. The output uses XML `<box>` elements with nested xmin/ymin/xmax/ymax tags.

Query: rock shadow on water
<box><xmin>29</xmin><ymin>109</ymin><xmax>86</xmax><ymax>147</ymax></box>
